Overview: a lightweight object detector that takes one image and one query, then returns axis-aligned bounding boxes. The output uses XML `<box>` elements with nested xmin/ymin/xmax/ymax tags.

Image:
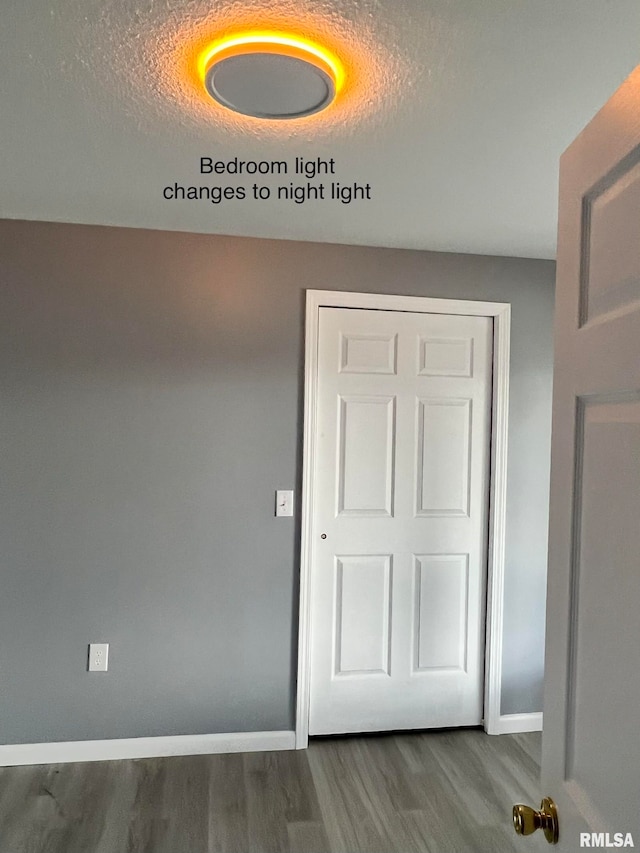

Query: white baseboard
<box><xmin>0</xmin><ymin>729</ymin><xmax>296</xmax><ymax>767</ymax></box>
<box><xmin>490</xmin><ymin>712</ymin><xmax>543</xmax><ymax>735</ymax></box>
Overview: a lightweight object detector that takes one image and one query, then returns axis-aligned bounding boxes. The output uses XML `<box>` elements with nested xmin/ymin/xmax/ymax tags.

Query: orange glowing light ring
<box><xmin>198</xmin><ymin>32</ymin><xmax>345</xmax><ymax>96</ymax></box>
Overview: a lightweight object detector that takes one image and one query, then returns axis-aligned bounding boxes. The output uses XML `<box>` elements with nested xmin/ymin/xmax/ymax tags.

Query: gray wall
<box><xmin>0</xmin><ymin>219</ymin><xmax>554</xmax><ymax>744</ymax></box>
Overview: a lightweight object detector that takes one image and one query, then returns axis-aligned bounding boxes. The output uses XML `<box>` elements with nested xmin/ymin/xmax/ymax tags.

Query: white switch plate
<box><xmin>88</xmin><ymin>643</ymin><xmax>109</xmax><ymax>672</ymax></box>
<box><xmin>275</xmin><ymin>490</ymin><xmax>294</xmax><ymax>517</ymax></box>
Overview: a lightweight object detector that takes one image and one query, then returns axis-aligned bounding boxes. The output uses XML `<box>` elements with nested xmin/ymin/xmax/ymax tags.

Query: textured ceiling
<box><xmin>1</xmin><ymin>1</ymin><xmax>638</xmax><ymax>258</ymax></box>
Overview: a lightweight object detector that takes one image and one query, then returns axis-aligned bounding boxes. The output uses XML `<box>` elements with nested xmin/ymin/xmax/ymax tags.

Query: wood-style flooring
<box><xmin>0</xmin><ymin>729</ymin><xmax>543</xmax><ymax>853</ymax></box>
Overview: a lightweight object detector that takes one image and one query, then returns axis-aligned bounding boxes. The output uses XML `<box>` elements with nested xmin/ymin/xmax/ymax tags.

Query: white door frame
<box><xmin>295</xmin><ymin>289</ymin><xmax>511</xmax><ymax>748</ymax></box>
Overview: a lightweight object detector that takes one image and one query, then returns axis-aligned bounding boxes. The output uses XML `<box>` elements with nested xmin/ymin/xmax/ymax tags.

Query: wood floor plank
<box><xmin>208</xmin><ymin>753</ymin><xmax>248</xmax><ymax>853</ymax></box>
<box><xmin>415</xmin><ymin>729</ymin><xmax>518</xmax><ymax>828</ymax></box>
<box><xmin>157</xmin><ymin>754</ymin><xmax>210</xmax><ymax>853</ymax></box>
<box><xmin>244</xmin><ymin>749</ymin><xmax>323</xmax><ymax>852</ymax></box>
<box><xmin>91</xmin><ymin>761</ymin><xmax>140</xmax><ymax>853</ymax></box>
<box><xmin>345</xmin><ymin>737</ymin><xmax>429</xmax><ymax>852</ymax></box>
<box><xmin>126</xmin><ymin>758</ymin><xmax>169</xmax><ymax>853</ymax></box>
<box><xmin>307</xmin><ymin>739</ymin><xmax>392</xmax><ymax>852</ymax></box>
<box><xmin>10</xmin><ymin>760</ymin><xmax>118</xmax><ymax>853</ymax></box>
<box><xmin>357</xmin><ymin>735</ymin><xmax>424</xmax><ymax>811</ymax></box>
<box><xmin>0</xmin><ymin>764</ymin><xmax>60</xmax><ymax>852</ymax></box>
<box><xmin>286</xmin><ymin>821</ymin><xmax>332</xmax><ymax>853</ymax></box>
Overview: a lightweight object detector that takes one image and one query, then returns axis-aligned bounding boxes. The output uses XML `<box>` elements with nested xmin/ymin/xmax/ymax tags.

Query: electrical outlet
<box><xmin>88</xmin><ymin>643</ymin><xmax>109</xmax><ymax>672</ymax></box>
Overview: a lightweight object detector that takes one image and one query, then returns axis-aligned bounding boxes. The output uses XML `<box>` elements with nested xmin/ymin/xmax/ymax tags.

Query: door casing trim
<box><xmin>296</xmin><ymin>289</ymin><xmax>511</xmax><ymax>747</ymax></box>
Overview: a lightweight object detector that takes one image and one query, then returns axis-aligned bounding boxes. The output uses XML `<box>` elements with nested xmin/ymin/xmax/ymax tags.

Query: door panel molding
<box><xmin>412</xmin><ymin>553</ymin><xmax>470</xmax><ymax>673</ymax></box>
<box><xmin>415</xmin><ymin>396</ymin><xmax>472</xmax><ymax>517</ymax></box>
<box><xmin>296</xmin><ymin>290</ymin><xmax>511</xmax><ymax>747</ymax></box>
<box><xmin>336</xmin><ymin>394</ymin><xmax>396</xmax><ymax>517</ymax></box>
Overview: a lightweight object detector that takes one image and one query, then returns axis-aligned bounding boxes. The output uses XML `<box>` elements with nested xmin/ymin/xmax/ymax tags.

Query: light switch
<box><xmin>275</xmin><ymin>490</ymin><xmax>294</xmax><ymax>517</ymax></box>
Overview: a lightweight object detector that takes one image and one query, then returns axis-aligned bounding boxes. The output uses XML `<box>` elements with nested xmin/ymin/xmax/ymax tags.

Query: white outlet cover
<box><xmin>88</xmin><ymin>643</ymin><xmax>109</xmax><ymax>672</ymax></box>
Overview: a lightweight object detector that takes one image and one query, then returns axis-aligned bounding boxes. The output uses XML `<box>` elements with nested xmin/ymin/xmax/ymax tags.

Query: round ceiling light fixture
<box><xmin>199</xmin><ymin>33</ymin><xmax>344</xmax><ymax>120</ymax></box>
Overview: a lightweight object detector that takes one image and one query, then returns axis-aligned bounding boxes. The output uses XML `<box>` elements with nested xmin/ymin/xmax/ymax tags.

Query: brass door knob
<box><xmin>513</xmin><ymin>797</ymin><xmax>559</xmax><ymax>844</ymax></box>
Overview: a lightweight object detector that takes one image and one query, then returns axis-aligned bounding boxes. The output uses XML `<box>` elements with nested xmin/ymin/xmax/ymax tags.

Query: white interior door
<box><xmin>308</xmin><ymin>306</ymin><xmax>493</xmax><ymax>735</ymax></box>
<box><xmin>536</xmin><ymin>66</ymin><xmax>640</xmax><ymax>849</ymax></box>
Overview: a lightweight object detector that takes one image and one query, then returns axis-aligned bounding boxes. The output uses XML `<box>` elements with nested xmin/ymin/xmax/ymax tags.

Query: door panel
<box><xmin>416</xmin><ymin>398</ymin><xmax>471</xmax><ymax>516</ymax></box>
<box><xmin>418</xmin><ymin>336</ymin><xmax>474</xmax><ymax>377</ymax></box>
<box><xmin>335</xmin><ymin>555</ymin><xmax>392</xmax><ymax>676</ymax></box>
<box><xmin>541</xmin><ymin>65</ymin><xmax>640</xmax><ymax>848</ymax></box>
<box><xmin>581</xmin><ymin>156</ymin><xmax>640</xmax><ymax>323</ymax></box>
<box><xmin>568</xmin><ymin>397</ymin><xmax>640</xmax><ymax>825</ymax></box>
<box><xmin>340</xmin><ymin>333</ymin><xmax>398</xmax><ymax>374</ymax></box>
<box><xmin>413</xmin><ymin>553</ymin><xmax>469</xmax><ymax>672</ymax></box>
<box><xmin>309</xmin><ymin>307</ymin><xmax>492</xmax><ymax>735</ymax></box>
<box><xmin>337</xmin><ymin>395</ymin><xmax>395</xmax><ymax>516</ymax></box>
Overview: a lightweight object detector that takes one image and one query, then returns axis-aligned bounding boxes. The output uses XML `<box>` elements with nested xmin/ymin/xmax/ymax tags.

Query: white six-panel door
<box><xmin>540</xmin><ymin>65</ymin><xmax>640</xmax><ymax>848</ymax></box>
<box><xmin>308</xmin><ymin>307</ymin><xmax>493</xmax><ymax>735</ymax></box>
